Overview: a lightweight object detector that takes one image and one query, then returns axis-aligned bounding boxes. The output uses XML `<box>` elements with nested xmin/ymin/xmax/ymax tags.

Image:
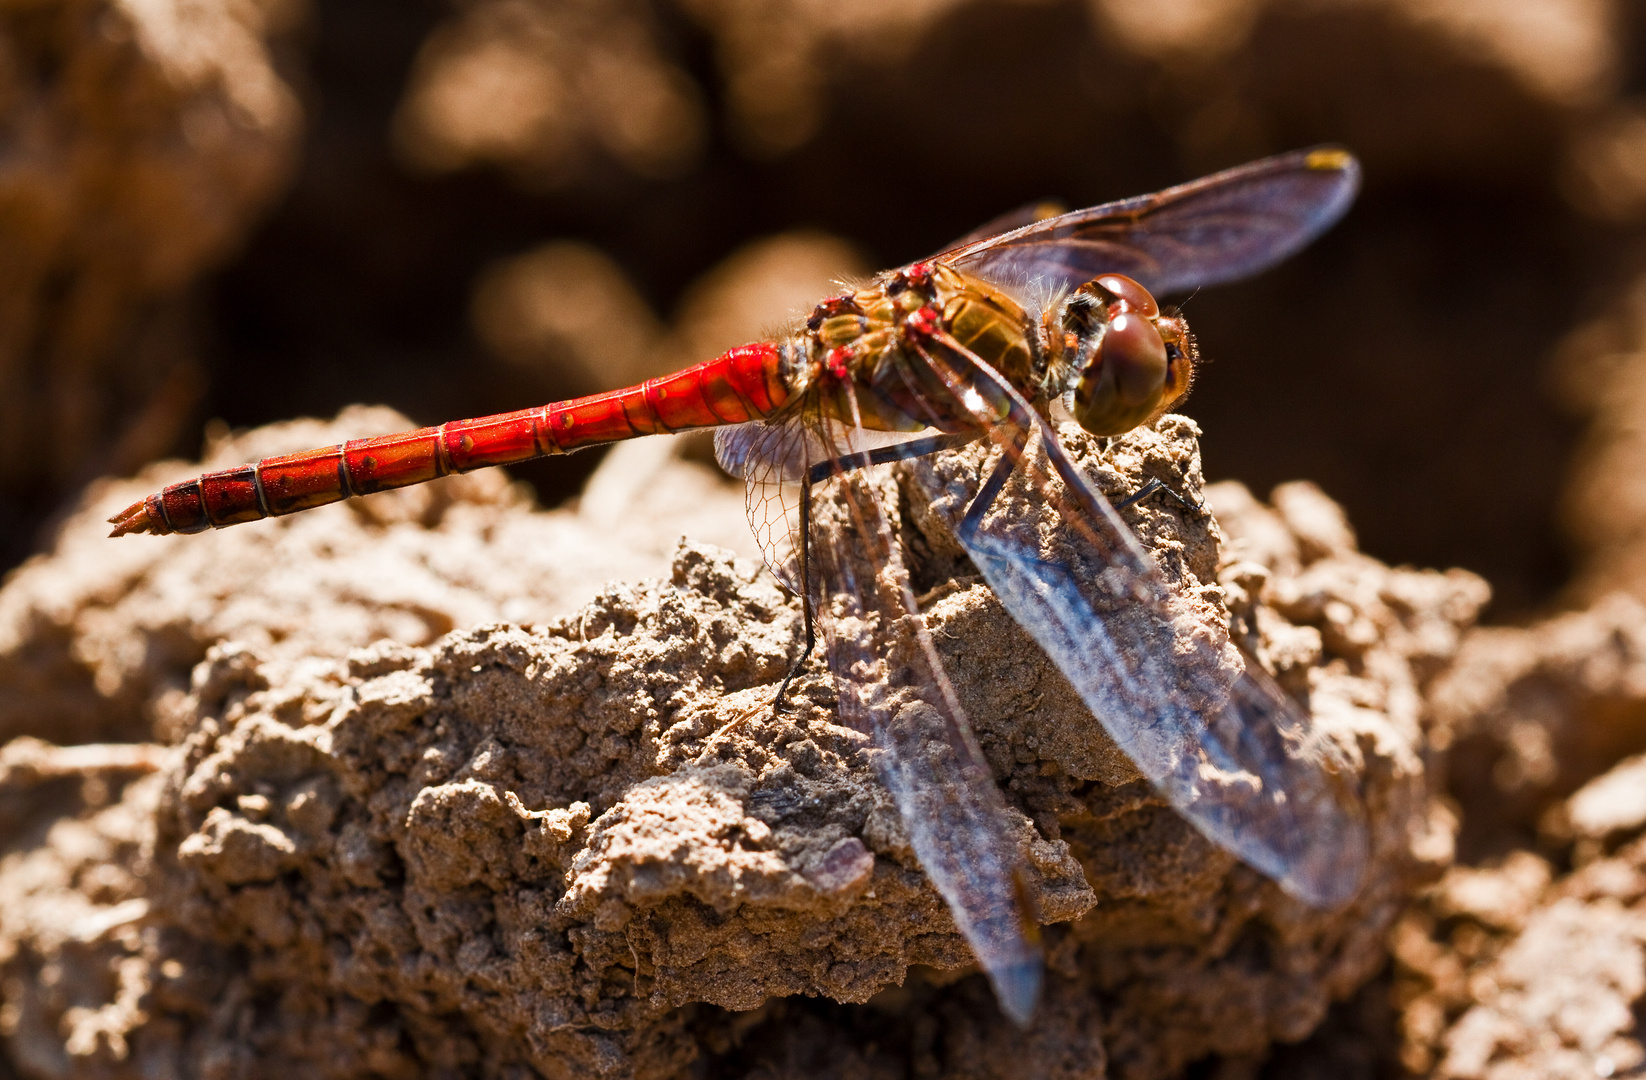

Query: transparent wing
<box><xmin>715</xmin><ymin>418</ymin><xmax>812</xmax><ymax>593</ymax></box>
<box><xmin>715</xmin><ymin>418</ymin><xmax>950</xmax><ymax>593</ymax></box>
<box><xmin>935</xmin><ymin>199</ymin><xmax>1068</xmax><ymax>254</ymax></box>
<box><xmin>940</xmin><ymin>147</ymin><xmax>1360</xmax><ymax>299</ymax></box>
<box><xmin>717</xmin><ymin>407</ymin><xmax>1042</xmax><ymax>1023</ymax></box>
<box><xmin>807</xmin><ymin>454</ymin><xmax>1041</xmax><ymax>1022</ymax></box>
<box><xmin>905</xmin><ymin>339</ymin><xmax>1368</xmax><ymax>907</ymax></box>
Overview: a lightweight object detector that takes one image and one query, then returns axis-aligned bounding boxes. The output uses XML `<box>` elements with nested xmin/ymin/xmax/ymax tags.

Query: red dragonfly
<box><xmin>111</xmin><ymin>148</ymin><xmax>1368</xmax><ymax>1025</ymax></box>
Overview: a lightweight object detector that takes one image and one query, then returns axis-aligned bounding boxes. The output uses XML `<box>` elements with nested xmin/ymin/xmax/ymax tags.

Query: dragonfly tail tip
<box><xmin>107</xmin><ymin>499</ymin><xmax>159</xmax><ymax>537</ymax></box>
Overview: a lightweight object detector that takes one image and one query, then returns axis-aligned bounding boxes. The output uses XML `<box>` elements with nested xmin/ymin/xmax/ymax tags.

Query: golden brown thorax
<box><xmin>932</xmin><ymin>266</ymin><xmax>1037</xmax><ymax>390</ymax></box>
<box><xmin>801</xmin><ymin>264</ymin><xmax>1042</xmax><ymax>434</ymax></box>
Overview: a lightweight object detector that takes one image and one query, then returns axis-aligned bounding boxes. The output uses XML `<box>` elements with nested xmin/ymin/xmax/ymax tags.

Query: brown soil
<box><xmin>4</xmin><ymin>411</ymin><xmax>1487</xmax><ymax>1078</ymax></box>
<box><xmin>11</xmin><ymin>0</ymin><xmax>1646</xmax><ymax>1075</ymax></box>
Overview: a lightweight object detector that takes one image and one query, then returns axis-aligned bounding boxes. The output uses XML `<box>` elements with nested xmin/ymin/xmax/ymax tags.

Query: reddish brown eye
<box><xmin>1103</xmin><ymin>313</ymin><xmax>1170</xmax><ymax>400</ymax></box>
<box><xmin>1072</xmin><ymin>311</ymin><xmax>1170</xmax><ymax>436</ymax></box>
<box><xmin>1093</xmin><ymin>274</ymin><xmax>1159</xmax><ymax>319</ymax></box>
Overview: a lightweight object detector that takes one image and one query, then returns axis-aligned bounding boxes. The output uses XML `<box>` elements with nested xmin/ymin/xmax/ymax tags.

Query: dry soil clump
<box><xmin>0</xmin><ymin>413</ymin><xmax>1482</xmax><ymax>1078</ymax></box>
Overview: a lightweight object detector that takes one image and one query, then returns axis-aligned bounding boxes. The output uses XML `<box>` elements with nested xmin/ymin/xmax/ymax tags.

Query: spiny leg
<box><xmin>699</xmin><ymin>431</ymin><xmax>982</xmax><ymax>760</ymax></box>
<box><xmin>772</xmin><ymin>431</ymin><xmax>981</xmax><ymax>711</ymax></box>
<box><xmin>956</xmin><ymin>426</ymin><xmax>1030</xmax><ymax>546</ymax></box>
<box><xmin>908</xmin><ymin>324</ymin><xmax>1159</xmax><ymax>573</ymax></box>
<box><xmin>889</xmin><ymin>331</ymin><xmax>1036</xmax><ymax>551</ymax></box>
<box><xmin>770</xmin><ymin>468</ymin><xmax>816</xmax><ymax>713</ymax></box>
<box><xmin>904</xmin><ymin>332</ymin><xmax>1095</xmax><ymax>586</ymax></box>
<box><xmin>1114</xmin><ymin>476</ymin><xmax>1205</xmax><ymax>514</ymax></box>
<box><xmin>700</xmin><ymin>471</ymin><xmax>815</xmax><ymax>760</ymax></box>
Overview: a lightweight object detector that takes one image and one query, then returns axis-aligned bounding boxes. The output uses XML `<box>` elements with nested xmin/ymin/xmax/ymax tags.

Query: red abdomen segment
<box><xmin>109</xmin><ymin>343</ymin><xmax>791</xmax><ymax>536</ymax></box>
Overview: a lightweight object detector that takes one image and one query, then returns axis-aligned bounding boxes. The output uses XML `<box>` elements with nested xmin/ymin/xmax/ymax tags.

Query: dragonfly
<box><xmin>109</xmin><ymin>147</ymin><xmax>1369</xmax><ymax>1026</ymax></box>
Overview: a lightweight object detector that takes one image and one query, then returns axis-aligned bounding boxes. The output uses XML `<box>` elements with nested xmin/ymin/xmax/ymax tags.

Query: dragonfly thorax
<box><xmin>793</xmin><ymin>262</ymin><xmax>1049</xmax><ymax>434</ymax></box>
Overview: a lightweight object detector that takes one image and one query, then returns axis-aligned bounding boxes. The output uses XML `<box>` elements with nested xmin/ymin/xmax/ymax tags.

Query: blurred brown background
<box><xmin>7</xmin><ymin>0</ymin><xmax>1646</xmax><ymax>618</ymax></box>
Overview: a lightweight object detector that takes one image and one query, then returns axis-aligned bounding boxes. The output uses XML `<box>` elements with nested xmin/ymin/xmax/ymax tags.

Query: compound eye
<box><xmin>1072</xmin><ymin>311</ymin><xmax>1170</xmax><ymax>436</ymax></box>
<box><xmin>1091</xmin><ymin>274</ymin><xmax>1159</xmax><ymax>319</ymax></box>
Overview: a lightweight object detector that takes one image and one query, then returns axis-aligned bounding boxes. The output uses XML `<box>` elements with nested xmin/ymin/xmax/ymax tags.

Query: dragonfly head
<box><xmin>1060</xmin><ymin>274</ymin><xmax>1197</xmax><ymax>436</ymax></box>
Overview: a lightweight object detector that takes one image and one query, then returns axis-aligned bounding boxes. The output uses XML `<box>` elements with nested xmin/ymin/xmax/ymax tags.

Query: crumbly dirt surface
<box><xmin>1390</xmin><ymin>764</ymin><xmax>1646</xmax><ymax>1079</ymax></box>
<box><xmin>1363</xmin><ymin>594</ymin><xmax>1646</xmax><ymax>1080</ymax></box>
<box><xmin>13</xmin><ymin>0</ymin><xmax>1646</xmax><ymax>1075</ymax></box>
<box><xmin>1</xmin><ymin>413</ymin><xmax>1483</xmax><ymax>1079</ymax></box>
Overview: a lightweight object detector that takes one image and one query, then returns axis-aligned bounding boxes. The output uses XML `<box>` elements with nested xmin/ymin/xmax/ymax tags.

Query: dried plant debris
<box><xmin>0</xmin><ymin>413</ymin><xmax>1487</xmax><ymax>1078</ymax></box>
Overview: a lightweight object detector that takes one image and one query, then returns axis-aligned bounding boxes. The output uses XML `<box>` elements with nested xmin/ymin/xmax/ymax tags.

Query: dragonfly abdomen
<box><xmin>108</xmin><ymin>341</ymin><xmax>793</xmax><ymax>536</ymax></box>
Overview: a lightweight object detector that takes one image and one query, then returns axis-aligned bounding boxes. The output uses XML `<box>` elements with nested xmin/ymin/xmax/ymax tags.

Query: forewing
<box><xmin>907</xmin><ymin>428</ymin><xmax>1367</xmax><ymax>907</ymax></box>
<box><xmin>942</xmin><ymin>147</ymin><xmax>1359</xmax><ymax>298</ymax></box>
<box><xmin>936</xmin><ymin>199</ymin><xmax>1068</xmax><ymax>253</ymax></box>
<box><xmin>719</xmin><ymin>407</ymin><xmax>1043</xmax><ymax>1023</ymax></box>
<box><xmin>895</xmin><ymin>333</ymin><xmax>1369</xmax><ymax>907</ymax></box>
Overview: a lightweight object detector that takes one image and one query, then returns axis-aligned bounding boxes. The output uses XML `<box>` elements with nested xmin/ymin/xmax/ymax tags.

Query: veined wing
<box><xmin>904</xmin><ymin>339</ymin><xmax>1368</xmax><ymax>908</ymax></box>
<box><xmin>715</xmin><ymin>419</ymin><xmax>955</xmax><ymax>593</ymax></box>
<box><xmin>714</xmin><ymin>415</ymin><xmax>814</xmax><ymax>594</ymax></box>
<box><xmin>940</xmin><ymin>147</ymin><xmax>1359</xmax><ymax>299</ymax></box>
<box><xmin>718</xmin><ymin>408</ymin><xmax>1042</xmax><ymax>1023</ymax></box>
<box><xmin>936</xmin><ymin>199</ymin><xmax>1067</xmax><ymax>254</ymax></box>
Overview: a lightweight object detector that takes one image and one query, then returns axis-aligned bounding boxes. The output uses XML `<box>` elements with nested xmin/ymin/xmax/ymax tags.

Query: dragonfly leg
<box><xmin>697</xmin><ymin>470</ymin><xmax>814</xmax><ymax>761</ymax></box>
<box><xmin>699</xmin><ymin>474</ymin><xmax>818</xmax><ymax>759</ymax></box>
<box><xmin>770</xmin><ymin>469</ymin><xmax>818</xmax><ymax>714</ymax></box>
<box><xmin>956</xmin><ymin>427</ymin><xmax>1030</xmax><ymax>546</ymax></box>
<box><xmin>769</xmin><ymin>431</ymin><xmax>983</xmax><ymax>714</ymax></box>
<box><xmin>1114</xmin><ymin>475</ymin><xmax>1205</xmax><ymax>514</ymax></box>
<box><xmin>810</xmin><ymin>431</ymin><xmax>982</xmax><ymax>479</ymax></box>
<box><xmin>700</xmin><ymin>428</ymin><xmax>990</xmax><ymax>757</ymax></box>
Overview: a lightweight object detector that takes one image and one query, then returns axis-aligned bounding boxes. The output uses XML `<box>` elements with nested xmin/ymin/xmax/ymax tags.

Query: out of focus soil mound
<box><xmin>1430</xmin><ymin>596</ymin><xmax>1646</xmax><ymax>859</ymax></box>
<box><xmin>1</xmin><ymin>416</ymin><xmax>1476</xmax><ymax>1078</ymax></box>
<box><xmin>1391</xmin><ymin>758</ymin><xmax>1646</xmax><ymax>1079</ymax></box>
<box><xmin>0</xmin><ymin>0</ymin><xmax>303</xmax><ymax>568</ymax></box>
<box><xmin>1553</xmin><ymin>278</ymin><xmax>1646</xmax><ymax>608</ymax></box>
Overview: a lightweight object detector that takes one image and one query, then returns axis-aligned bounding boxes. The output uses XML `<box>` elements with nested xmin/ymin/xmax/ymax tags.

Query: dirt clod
<box><xmin>0</xmin><ymin>414</ymin><xmax>1474</xmax><ymax>1078</ymax></box>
